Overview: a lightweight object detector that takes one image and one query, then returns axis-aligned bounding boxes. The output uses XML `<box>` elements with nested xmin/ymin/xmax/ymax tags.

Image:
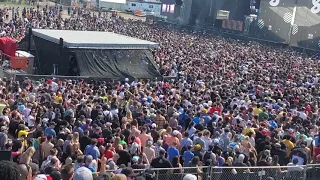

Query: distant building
<box><xmin>99</xmin><ymin>0</ymin><xmax>126</xmax><ymax>11</ymax></box>
<box><xmin>124</xmin><ymin>0</ymin><xmax>161</xmax><ymax>16</ymax></box>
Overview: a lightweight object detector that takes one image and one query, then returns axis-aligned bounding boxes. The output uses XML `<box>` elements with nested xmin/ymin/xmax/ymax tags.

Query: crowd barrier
<box><xmin>105</xmin><ymin>165</ymin><xmax>320</xmax><ymax>180</ymax></box>
<box><xmin>13</xmin><ymin>73</ymin><xmax>176</xmax><ymax>82</ymax></box>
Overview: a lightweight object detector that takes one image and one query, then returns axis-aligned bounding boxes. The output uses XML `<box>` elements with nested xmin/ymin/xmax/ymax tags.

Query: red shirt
<box><xmin>104</xmin><ymin>150</ymin><xmax>114</xmax><ymax>159</ymax></box>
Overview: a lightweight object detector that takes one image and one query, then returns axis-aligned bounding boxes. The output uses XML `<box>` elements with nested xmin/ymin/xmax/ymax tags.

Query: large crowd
<box><xmin>0</xmin><ymin>3</ymin><xmax>319</xmax><ymax>180</ymax></box>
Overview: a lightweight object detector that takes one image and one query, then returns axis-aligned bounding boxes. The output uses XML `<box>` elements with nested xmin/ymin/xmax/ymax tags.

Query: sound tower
<box><xmin>189</xmin><ymin>0</ymin><xmax>205</xmax><ymax>25</ymax></box>
<box><xmin>175</xmin><ymin>0</ymin><xmax>183</xmax><ymax>5</ymax></box>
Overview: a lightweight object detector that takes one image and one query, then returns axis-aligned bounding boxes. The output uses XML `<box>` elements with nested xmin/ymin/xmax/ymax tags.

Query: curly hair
<box><xmin>0</xmin><ymin>161</ymin><xmax>20</xmax><ymax>180</ymax></box>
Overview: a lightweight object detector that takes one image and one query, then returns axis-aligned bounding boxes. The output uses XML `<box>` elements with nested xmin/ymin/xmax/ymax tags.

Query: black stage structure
<box><xmin>27</xmin><ymin>29</ymin><xmax>162</xmax><ymax>81</ymax></box>
<box><xmin>162</xmin><ymin>0</ymin><xmax>320</xmax><ymax>51</ymax></box>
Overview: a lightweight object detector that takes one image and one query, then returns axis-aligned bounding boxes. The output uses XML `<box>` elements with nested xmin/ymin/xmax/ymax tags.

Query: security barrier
<box><xmin>105</xmin><ymin>164</ymin><xmax>320</xmax><ymax>180</ymax></box>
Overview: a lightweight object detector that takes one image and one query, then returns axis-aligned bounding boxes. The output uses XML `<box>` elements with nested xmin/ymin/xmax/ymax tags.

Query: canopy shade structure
<box><xmin>31</xmin><ymin>29</ymin><xmax>162</xmax><ymax>80</ymax></box>
<box><xmin>32</xmin><ymin>29</ymin><xmax>159</xmax><ymax>49</ymax></box>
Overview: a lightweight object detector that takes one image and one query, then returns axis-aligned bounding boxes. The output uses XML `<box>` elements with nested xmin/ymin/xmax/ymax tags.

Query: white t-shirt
<box><xmin>202</xmin><ymin>137</ymin><xmax>212</xmax><ymax>151</ymax></box>
<box><xmin>23</xmin><ymin>108</ymin><xmax>31</xmax><ymax>121</ymax></box>
<box><xmin>51</xmin><ymin>82</ymin><xmax>59</xmax><ymax>92</ymax></box>
<box><xmin>299</xmin><ymin>112</ymin><xmax>307</xmax><ymax>120</ymax></box>
<box><xmin>27</xmin><ymin>115</ymin><xmax>35</xmax><ymax>127</ymax></box>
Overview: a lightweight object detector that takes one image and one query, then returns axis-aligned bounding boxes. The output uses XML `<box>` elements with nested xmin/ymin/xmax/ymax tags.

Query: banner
<box><xmin>290</xmin><ymin>0</ymin><xmax>320</xmax><ymax>50</ymax></box>
<box><xmin>253</xmin><ymin>0</ymin><xmax>296</xmax><ymax>43</ymax></box>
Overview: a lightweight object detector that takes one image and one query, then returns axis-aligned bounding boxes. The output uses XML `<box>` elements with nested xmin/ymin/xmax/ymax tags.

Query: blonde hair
<box><xmin>72</xmin><ymin>132</ymin><xmax>79</xmax><ymax>144</ymax></box>
<box><xmin>226</xmin><ymin>157</ymin><xmax>233</xmax><ymax>166</ymax></box>
<box><xmin>114</xmin><ymin>137</ymin><xmax>121</xmax><ymax>146</ymax></box>
<box><xmin>166</xmin><ymin>127</ymin><xmax>172</xmax><ymax>134</ymax></box>
<box><xmin>71</xmin><ymin>132</ymin><xmax>80</xmax><ymax>153</ymax></box>
<box><xmin>203</xmin><ymin>130</ymin><xmax>211</xmax><ymax>137</ymax></box>
<box><xmin>126</xmin><ymin>111</ymin><xmax>133</xmax><ymax>119</ymax></box>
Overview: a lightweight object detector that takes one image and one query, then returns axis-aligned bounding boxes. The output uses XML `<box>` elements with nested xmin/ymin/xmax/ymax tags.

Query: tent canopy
<box><xmin>31</xmin><ymin>29</ymin><xmax>162</xmax><ymax>80</ymax></box>
<box><xmin>32</xmin><ymin>29</ymin><xmax>159</xmax><ymax>49</ymax></box>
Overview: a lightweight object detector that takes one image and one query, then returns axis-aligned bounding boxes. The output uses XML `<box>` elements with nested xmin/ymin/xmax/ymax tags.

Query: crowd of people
<box><xmin>0</xmin><ymin>3</ymin><xmax>319</xmax><ymax>180</ymax></box>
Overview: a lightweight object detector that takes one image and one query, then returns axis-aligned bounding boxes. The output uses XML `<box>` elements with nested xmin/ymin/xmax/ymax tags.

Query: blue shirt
<box><xmin>183</xmin><ymin>151</ymin><xmax>194</xmax><ymax>166</ymax></box>
<box><xmin>81</xmin><ymin>124</ymin><xmax>88</xmax><ymax>131</ymax></box>
<box><xmin>180</xmin><ymin>138</ymin><xmax>193</xmax><ymax>148</ymax></box>
<box><xmin>315</xmin><ymin>136</ymin><xmax>320</xmax><ymax>147</ymax></box>
<box><xmin>179</xmin><ymin>113</ymin><xmax>189</xmax><ymax>127</ymax></box>
<box><xmin>167</xmin><ymin>147</ymin><xmax>179</xmax><ymax>162</ymax></box>
<box><xmin>44</xmin><ymin>127</ymin><xmax>56</xmax><ymax>138</ymax></box>
<box><xmin>202</xmin><ymin>115</ymin><xmax>211</xmax><ymax>127</ymax></box>
<box><xmin>85</xmin><ymin>145</ymin><xmax>100</xmax><ymax>160</ymax></box>
<box><xmin>192</xmin><ymin>117</ymin><xmax>200</xmax><ymax>125</ymax></box>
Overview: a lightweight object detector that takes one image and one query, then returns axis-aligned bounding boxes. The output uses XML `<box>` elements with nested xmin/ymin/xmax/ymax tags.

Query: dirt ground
<box><xmin>0</xmin><ymin>1</ymin><xmax>145</xmax><ymax>21</ymax></box>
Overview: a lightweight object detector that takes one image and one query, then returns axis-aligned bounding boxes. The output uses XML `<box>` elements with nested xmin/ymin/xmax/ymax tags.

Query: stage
<box><xmin>30</xmin><ymin>29</ymin><xmax>162</xmax><ymax>80</ymax></box>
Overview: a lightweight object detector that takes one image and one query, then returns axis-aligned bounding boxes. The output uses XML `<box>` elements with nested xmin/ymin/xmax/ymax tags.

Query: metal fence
<box><xmin>105</xmin><ymin>165</ymin><xmax>320</xmax><ymax>180</ymax></box>
<box><xmin>12</xmin><ymin>73</ymin><xmax>176</xmax><ymax>83</ymax></box>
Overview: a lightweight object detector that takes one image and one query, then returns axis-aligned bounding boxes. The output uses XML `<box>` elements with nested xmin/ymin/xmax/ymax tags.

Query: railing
<box><xmin>13</xmin><ymin>74</ymin><xmax>174</xmax><ymax>82</ymax></box>
<box><xmin>105</xmin><ymin>164</ymin><xmax>320</xmax><ymax>180</ymax></box>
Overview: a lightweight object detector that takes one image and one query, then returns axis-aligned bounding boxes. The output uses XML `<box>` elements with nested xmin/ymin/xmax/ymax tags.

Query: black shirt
<box><xmin>122</xmin><ymin>129</ymin><xmax>131</xmax><ymax>143</ymax></box>
<box><xmin>44</xmin><ymin>166</ymin><xmax>59</xmax><ymax>175</ymax></box>
<box><xmin>8</xmin><ymin>119</ymin><xmax>20</xmax><ymax>138</ymax></box>
<box><xmin>234</xmin><ymin>162</ymin><xmax>248</xmax><ymax>167</ymax></box>
<box><xmin>150</xmin><ymin>156</ymin><xmax>173</xmax><ymax>168</ymax></box>
<box><xmin>80</xmin><ymin>136</ymin><xmax>92</xmax><ymax>152</ymax></box>
<box><xmin>257</xmin><ymin>160</ymin><xmax>270</xmax><ymax>166</ymax></box>
<box><xmin>192</xmin><ymin>150</ymin><xmax>204</xmax><ymax>162</ymax></box>
<box><xmin>102</xmin><ymin>128</ymin><xmax>112</xmax><ymax>138</ymax></box>
<box><xmin>131</xmin><ymin>164</ymin><xmax>146</xmax><ymax>169</ymax></box>
<box><xmin>117</xmin><ymin>150</ymin><xmax>131</xmax><ymax>166</ymax></box>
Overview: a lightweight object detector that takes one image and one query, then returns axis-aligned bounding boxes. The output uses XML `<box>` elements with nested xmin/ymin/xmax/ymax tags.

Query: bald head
<box><xmin>18</xmin><ymin>164</ymin><xmax>31</xmax><ymax>180</ymax></box>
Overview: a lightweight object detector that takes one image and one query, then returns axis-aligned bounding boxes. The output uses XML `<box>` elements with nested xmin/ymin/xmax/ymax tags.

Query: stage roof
<box><xmin>32</xmin><ymin>29</ymin><xmax>159</xmax><ymax>49</ymax></box>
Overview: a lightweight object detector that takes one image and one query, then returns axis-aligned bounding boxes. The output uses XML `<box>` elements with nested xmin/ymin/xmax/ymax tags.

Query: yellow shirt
<box><xmin>18</xmin><ymin>130</ymin><xmax>28</xmax><ymax>146</ymax></box>
<box><xmin>282</xmin><ymin>139</ymin><xmax>294</xmax><ymax>157</ymax></box>
<box><xmin>242</xmin><ymin>127</ymin><xmax>255</xmax><ymax>136</ymax></box>
<box><xmin>253</xmin><ymin>108</ymin><xmax>263</xmax><ymax>116</ymax></box>
<box><xmin>55</xmin><ymin>96</ymin><xmax>63</xmax><ymax>103</ymax></box>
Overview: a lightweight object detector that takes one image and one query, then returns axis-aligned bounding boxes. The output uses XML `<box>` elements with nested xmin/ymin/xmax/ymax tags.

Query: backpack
<box><xmin>203</xmin><ymin>151</ymin><xmax>213</xmax><ymax>166</ymax></box>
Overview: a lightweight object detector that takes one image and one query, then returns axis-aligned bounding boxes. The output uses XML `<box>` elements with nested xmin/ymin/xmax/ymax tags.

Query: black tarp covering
<box><xmin>33</xmin><ymin>36</ymin><xmax>67</xmax><ymax>75</ymax></box>
<box><xmin>74</xmin><ymin>49</ymin><xmax>161</xmax><ymax>80</ymax></box>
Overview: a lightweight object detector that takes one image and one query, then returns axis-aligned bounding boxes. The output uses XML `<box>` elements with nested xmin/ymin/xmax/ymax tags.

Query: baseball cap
<box><xmin>275</xmin><ymin>143</ymin><xmax>281</xmax><ymax>148</ymax></box>
<box><xmin>146</xmin><ymin>119</ymin><xmax>152</xmax><ymax>124</ymax></box>
<box><xmin>288</xmin><ymin>129</ymin><xmax>294</xmax><ymax>134</ymax></box>
<box><xmin>194</xmin><ymin>144</ymin><xmax>201</xmax><ymax>150</ymax></box>
<box><xmin>147</xmin><ymin>140</ymin><xmax>153</xmax><ymax>146</ymax></box>
<box><xmin>132</xmin><ymin>156</ymin><xmax>140</xmax><ymax>162</ymax></box>
<box><xmin>74</xmin><ymin>167</ymin><xmax>93</xmax><ymax>180</ymax></box>
<box><xmin>1</xmin><ymin>126</ymin><xmax>8</xmax><ymax>131</ymax></box>
<box><xmin>33</xmin><ymin>174</ymin><xmax>53</xmax><ymax>180</ymax></box>
<box><xmin>151</xmin><ymin>123</ymin><xmax>157</xmax><ymax>128</ymax></box>
<box><xmin>183</xmin><ymin>174</ymin><xmax>197</xmax><ymax>180</ymax></box>
<box><xmin>121</xmin><ymin>167</ymin><xmax>136</xmax><ymax>177</ymax></box>
<box><xmin>172</xmin><ymin>130</ymin><xmax>179</xmax><ymax>136</ymax></box>
<box><xmin>29</xmin><ymin>162</ymin><xmax>40</xmax><ymax>175</ymax></box>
